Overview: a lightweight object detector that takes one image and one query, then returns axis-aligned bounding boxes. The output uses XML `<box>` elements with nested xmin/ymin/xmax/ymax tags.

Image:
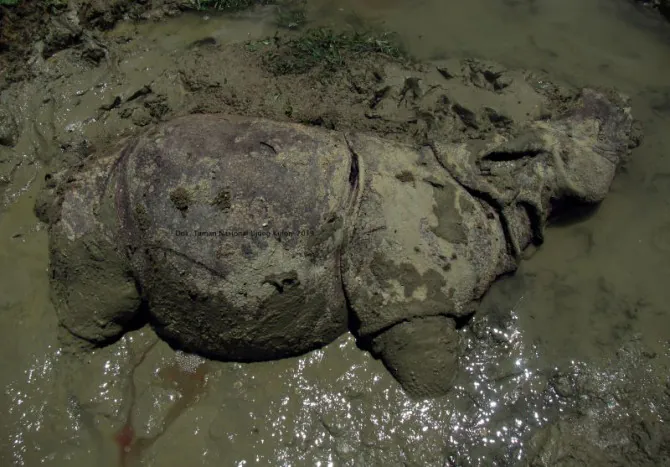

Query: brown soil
<box><xmin>1</xmin><ymin>0</ymin><xmax>194</xmax><ymax>86</ymax></box>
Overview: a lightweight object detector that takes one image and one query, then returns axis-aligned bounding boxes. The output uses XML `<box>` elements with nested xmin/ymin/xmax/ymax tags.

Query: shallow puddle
<box><xmin>1</xmin><ymin>0</ymin><xmax>670</xmax><ymax>465</ymax></box>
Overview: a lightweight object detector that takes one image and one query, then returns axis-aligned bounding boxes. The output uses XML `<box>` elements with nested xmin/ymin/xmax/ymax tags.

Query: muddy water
<box><xmin>2</xmin><ymin>1</ymin><xmax>670</xmax><ymax>466</ymax></box>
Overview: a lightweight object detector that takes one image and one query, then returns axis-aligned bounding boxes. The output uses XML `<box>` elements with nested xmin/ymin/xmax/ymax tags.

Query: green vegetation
<box><xmin>260</xmin><ymin>28</ymin><xmax>405</xmax><ymax>76</ymax></box>
<box><xmin>187</xmin><ymin>0</ymin><xmax>275</xmax><ymax>12</ymax></box>
<box><xmin>0</xmin><ymin>0</ymin><xmax>20</xmax><ymax>5</ymax></box>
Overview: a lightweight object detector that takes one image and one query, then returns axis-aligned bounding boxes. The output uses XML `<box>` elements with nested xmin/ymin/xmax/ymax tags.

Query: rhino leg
<box><xmin>370</xmin><ymin>316</ymin><xmax>460</xmax><ymax>399</ymax></box>
<box><xmin>38</xmin><ymin>156</ymin><xmax>143</xmax><ymax>345</ymax></box>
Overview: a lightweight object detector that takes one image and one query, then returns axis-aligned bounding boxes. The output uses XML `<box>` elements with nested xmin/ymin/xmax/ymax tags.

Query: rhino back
<box><xmin>118</xmin><ymin>115</ymin><xmax>354</xmax><ymax>360</ymax></box>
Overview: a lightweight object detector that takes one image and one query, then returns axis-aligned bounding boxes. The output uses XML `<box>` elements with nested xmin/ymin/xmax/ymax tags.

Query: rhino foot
<box><xmin>370</xmin><ymin>316</ymin><xmax>460</xmax><ymax>399</ymax></box>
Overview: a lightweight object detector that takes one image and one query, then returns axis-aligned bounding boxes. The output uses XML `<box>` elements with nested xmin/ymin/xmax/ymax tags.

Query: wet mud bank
<box><xmin>1</xmin><ymin>1</ymin><xmax>670</xmax><ymax>466</ymax></box>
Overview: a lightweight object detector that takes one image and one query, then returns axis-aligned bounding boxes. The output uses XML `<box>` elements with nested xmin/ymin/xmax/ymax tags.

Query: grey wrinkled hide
<box><xmin>36</xmin><ymin>88</ymin><xmax>639</xmax><ymax>398</ymax></box>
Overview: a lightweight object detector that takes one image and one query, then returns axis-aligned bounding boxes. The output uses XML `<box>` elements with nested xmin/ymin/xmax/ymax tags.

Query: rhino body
<box><xmin>37</xmin><ymin>88</ymin><xmax>638</xmax><ymax>398</ymax></box>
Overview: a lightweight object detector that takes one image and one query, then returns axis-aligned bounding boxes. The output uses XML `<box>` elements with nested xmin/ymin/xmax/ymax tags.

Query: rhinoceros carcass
<box><xmin>36</xmin><ymin>88</ymin><xmax>638</xmax><ymax>398</ymax></box>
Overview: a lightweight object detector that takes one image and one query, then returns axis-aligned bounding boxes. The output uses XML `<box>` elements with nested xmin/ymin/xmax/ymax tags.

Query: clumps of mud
<box><xmin>169</xmin><ymin>186</ymin><xmax>191</xmax><ymax>214</ymax></box>
<box><xmin>0</xmin><ymin>1</ymin><xmax>126</xmax><ymax>74</ymax></box>
<box><xmin>0</xmin><ymin>0</ymin><xmax>583</xmax><ymax>201</ymax></box>
<box><xmin>533</xmin><ymin>345</ymin><xmax>670</xmax><ymax>467</ymax></box>
<box><xmin>0</xmin><ymin>1</ymin><xmax>584</xmax><ymax>189</ymax></box>
<box><xmin>0</xmin><ymin>104</ymin><xmax>19</xmax><ymax>147</ymax></box>
<box><xmin>175</xmin><ymin>36</ymin><xmax>580</xmax><ymax>151</ymax></box>
<box><xmin>0</xmin><ymin>0</ymin><xmax>308</xmax><ymax>84</ymax></box>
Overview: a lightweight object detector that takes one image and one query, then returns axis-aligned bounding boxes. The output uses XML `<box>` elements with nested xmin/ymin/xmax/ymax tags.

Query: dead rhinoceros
<box><xmin>36</xmin><ymin>88</ymin><xmax>638</xmax><ymax>398</ymax></box>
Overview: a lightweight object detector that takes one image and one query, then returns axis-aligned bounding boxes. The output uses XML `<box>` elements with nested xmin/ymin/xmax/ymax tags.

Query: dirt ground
<box><xmin>1</xmin><ymin>1</ymin><xmax>670</xmax><ymax>466</ymax></box>
<box><xmin>0</xmin><ymin>0</ymin><xmax>585</xmax><ymax>192</ymax></box>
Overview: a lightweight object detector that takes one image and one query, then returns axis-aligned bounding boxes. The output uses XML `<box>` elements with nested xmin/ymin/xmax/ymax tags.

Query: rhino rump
<box><xmin>47</xmin><ymin>115</ymin><xmax>359</xmax><ymax>359</ymax></box>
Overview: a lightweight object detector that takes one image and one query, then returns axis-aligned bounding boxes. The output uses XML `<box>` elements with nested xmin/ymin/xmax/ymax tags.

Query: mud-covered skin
<box><xmin>36</xmin><ymin>146</ymin><xmax>143</xmax><ymax>343</ymax></box>
<box><xmin>38</xmin><ymin>89</ymin><xmax>638</xmax><ymax>398</ymax></box>
<box><xmin>340</xmin><ymin>88</ymin><xmax>638</xmax><ymax>396</ymax></box>
<box><xmin>114</xmin><ymin>115</ymin><xmax>352</xmax><ymax>360</ymax></box>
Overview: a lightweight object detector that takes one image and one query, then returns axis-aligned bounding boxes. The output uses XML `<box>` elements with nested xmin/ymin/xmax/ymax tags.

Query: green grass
<box><xmin>260</xmin><ymin>28</ymin><xmax>405</xmax><ymax>76</ymax></box>
<box><xmin>0</xmin><ymin>0</ymin><xmax>20</xmax><ymax>5</ymax></box>
<box><xmin>187</xmin><ymin>0</ymin><xmax>275</xmax><ymax>12</ymax></box>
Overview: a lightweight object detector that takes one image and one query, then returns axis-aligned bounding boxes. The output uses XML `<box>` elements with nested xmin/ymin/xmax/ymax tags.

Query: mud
<box><xmin>634</xmin><ymin>0</ymin><xmax>670</xmax><ymax>21</ymax></box>
<box><xmin>1</xmin><ymin>0</ymin><xmax>670</xmax><ymax>466</ymax></box>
